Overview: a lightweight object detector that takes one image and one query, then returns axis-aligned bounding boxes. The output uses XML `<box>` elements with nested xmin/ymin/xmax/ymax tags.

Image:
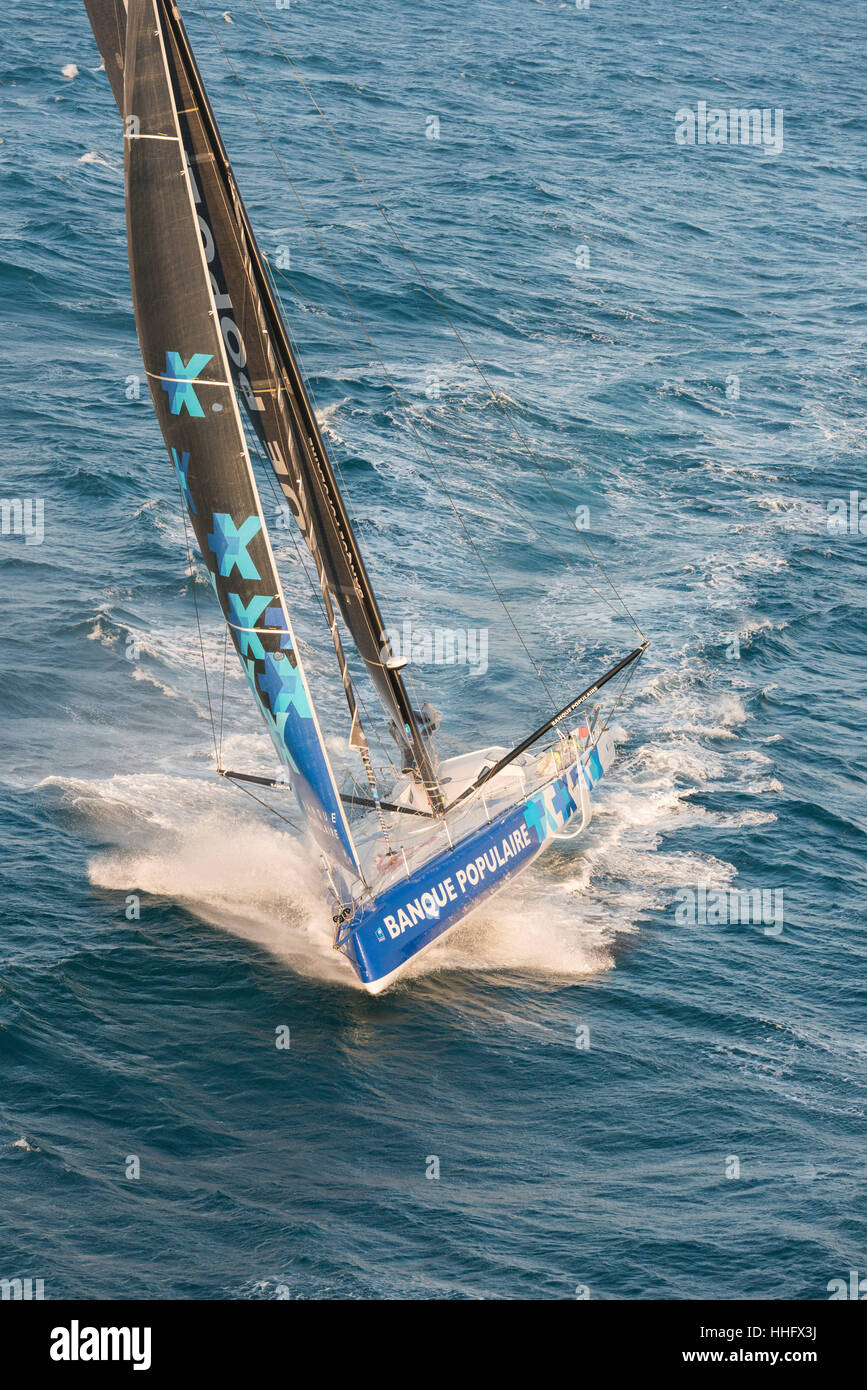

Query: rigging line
<box><xmin>242</xmin><ymin>0</ymin><xmax>643</xmax><ymax>638</ymax></box>
<box><xmin>268</xmin><ymin>259</ymin><xmax>636</xmax><ymax>625</ymax></box>
<box><xmin>243</xmin><ymin>414</ymin><xmax>386</xmax><ymax>745</ymax></box>
<box><xmin>243</xmin><ymin>298</ymin><xmax>434</xmax><ymax>739</ymax></box>
<box><xmin>173</xmin><ymin>85</ymin><xmax>383</xmax><ymax>589</ymax></box>
<box><xmin>217</xmin><ymin>625</ymin><xmax>229</xmax><ymax>764</ymax></box>
<box><xmin>177</xmin><ymin>484</ymin><xmax>221</xmax><ymax>769</ymax></box>
<box><xmin>254</xmin><ymin>254</ymin><xmax>425</xmax><ymax>700</ymax></box>
<box><xmin>244</xmin><ymin>421</ymin><xmax>401</xmax><ymax>780</ymax></box>
<box><xmin>193</xmin><ymin>0</ymin><xmax>559</xmax><ymax>710</ymax></box>
<box><xmin>602</xmin><ymin>656</ymin><xmax>641</xmax><ymax>729</ymax></box>
<box><xmin>258</xmin><ymin>230</ymin><xmax>536</xmax><ymax>725</ymax></box>
<box><xmin>172</xmin><ymin>8</ymin><xmax>444</xmax><ymax>819</ymax></box>
<box><xmin>254</xmin><ymin>190</ymin><xmax>626</xmax><ymax>694</ymax></box>
<box><xmin>243</xmin><ymin>413</ymin><xmax>406</xmax><ymax>798</ymax></box>
<box><xmin>170</xmin><ymin>70</ymin><xmax>397</xmax><ymax>789</ymax></box>
<box><xmin>588</xmin><ymin>655</ymin><xmax>642</xmax><ymax>760</ymax></box>
<box><xmin>443</xmin><ymin>642</ymin><xmax>647</xmax><ymax>812</ymax></box>
<box><xmin>220</xmin><ymin>768</ymin><xmax>304</xmax><ymax>833</ymax></box>
<box><xmin>171</xmin><ymin>16</ymin><xmax>405</xmax><ymax>733</ymax></box>
<box><xmin>177</xmin><ymin>44</ymin><xmax>446</xmax><ymax>765</ymax></box>
<box><xmin>184</xmin><ymin>8</ymin><xmax>631</xmax><ymax>642</ymax></box>
<box><xmin>172</xmin><ymin>104</ymin><xmax>400</xmax><ymax>742</ymax></box>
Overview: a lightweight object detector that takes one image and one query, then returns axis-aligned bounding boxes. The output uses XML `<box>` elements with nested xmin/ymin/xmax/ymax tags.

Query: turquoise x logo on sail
<box><xmin>208</xmin><ymin>513</ymin><xmax>262</xmax><ymax>579</ymax></box>
<box><xmin>258</xmin><ymin>652</ymin><xmax>311</xmax><ymax>721</ymax></box>
<box><xmin>170</xmin><ymin>449</ymin><xmax>197</xmax><ymax>513</ymax></box>
<box><xmin>160</xmin><ymin>351</ymin><xmax>214</xmax><ymax>416</ymax></box>
<box><xmin>226</xmin><ymin>591</ymin><xmax>272</xmax><ymax>658</ymax></box>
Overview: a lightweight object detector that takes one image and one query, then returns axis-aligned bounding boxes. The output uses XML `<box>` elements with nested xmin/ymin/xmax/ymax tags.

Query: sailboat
<box><xmin>83</xmin><ymin>0</ymin><xmax>647</xmax><ymax>992</ymax></box>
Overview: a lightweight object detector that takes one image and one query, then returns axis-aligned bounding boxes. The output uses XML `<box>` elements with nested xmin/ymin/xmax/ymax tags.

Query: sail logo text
<box><xmin>382</xmin><ymin>827</ymin><xmax>532</xmax><ymax>938</ymax></box>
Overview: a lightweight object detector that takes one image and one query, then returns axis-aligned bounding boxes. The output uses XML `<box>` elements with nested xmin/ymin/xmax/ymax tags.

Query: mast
<box><xmin>156</xmin><ymin>1</ymin><xmax>444</xmax><ymax>814</ymax></box>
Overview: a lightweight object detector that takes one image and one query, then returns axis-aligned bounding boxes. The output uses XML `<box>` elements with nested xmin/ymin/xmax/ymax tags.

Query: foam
<box><xmin>49</xmin><ymin>594</ymin><xmax>778</xmax><ymax>992</ymax></box>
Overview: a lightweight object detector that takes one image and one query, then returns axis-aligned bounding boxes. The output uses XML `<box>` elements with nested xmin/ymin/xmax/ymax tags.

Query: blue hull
<box><xmin>339</xmin><ymin>744</ymin><xmax>607</xmax><ymax>989</ymax></box>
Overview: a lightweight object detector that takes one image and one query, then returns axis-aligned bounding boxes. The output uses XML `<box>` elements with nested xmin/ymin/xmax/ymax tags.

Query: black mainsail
<box><xmin>85</xmin><ymin>0</ymin><xmax>443</xmax><ymax>815</ymax></box>
<box><xmin>119</xmin><ymin>0</ymin><xmax>363</xmax><ymax>883</ymax></box>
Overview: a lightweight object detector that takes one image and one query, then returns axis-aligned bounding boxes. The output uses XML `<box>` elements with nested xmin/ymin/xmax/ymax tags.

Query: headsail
<box><xmin>83</xmin><ymin>0</ymin><xmax>127</xmax><ymax>114</ymax></box>
<box><xmin>157</xmin><ymin>3</ymin><xmax>444</xmax><ymax>813</ymax></box>
<box><xmin>122</xmin><ymin>0</ymin><xmax>360</xmax><ymax>882</ymax></box>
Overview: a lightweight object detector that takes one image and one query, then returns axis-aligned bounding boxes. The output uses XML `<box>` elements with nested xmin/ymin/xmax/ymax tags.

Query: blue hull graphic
<box><xmin>339</xmin><ymin>747</ymin><xmax>606</xmax><ymax>989</ymax></box>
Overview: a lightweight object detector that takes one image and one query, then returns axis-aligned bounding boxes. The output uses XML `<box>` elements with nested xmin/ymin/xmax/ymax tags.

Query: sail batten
<box><xmin>122</xmin><ymin>0</ymin><xmax>361</xmax><ymax>884</ymax></box>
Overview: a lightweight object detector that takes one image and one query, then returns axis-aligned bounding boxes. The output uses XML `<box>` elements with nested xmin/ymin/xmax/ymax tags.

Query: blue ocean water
<box><xmin>1</xmin><ymin>0</ymin><xmax>865</xmax><ymax>1299</ymax></box>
